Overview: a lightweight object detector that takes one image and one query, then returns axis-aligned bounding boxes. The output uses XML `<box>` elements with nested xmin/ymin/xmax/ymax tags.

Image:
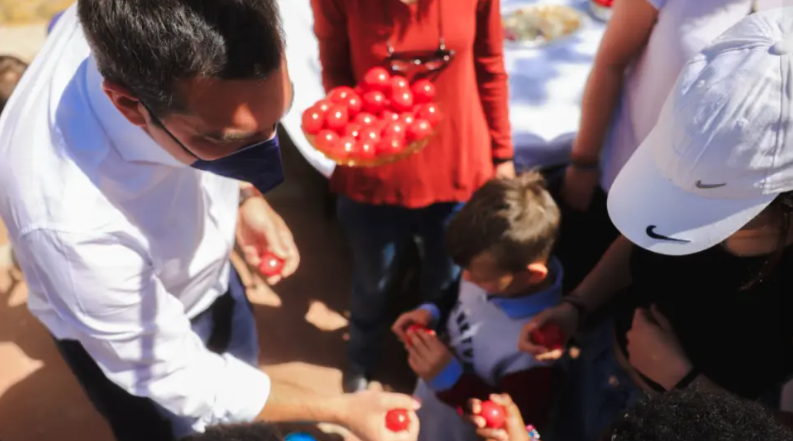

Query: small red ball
<box><xmin>385</xmin><ymin>409</ymin><xmax>410</xmax><ymax>432</ymax></box>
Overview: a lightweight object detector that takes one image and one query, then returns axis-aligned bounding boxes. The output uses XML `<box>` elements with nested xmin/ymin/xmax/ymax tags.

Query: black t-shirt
<box><xmin>614</xmin><ymin>244</ymin><xmax>793</xmax><ymax>399</ymax></box>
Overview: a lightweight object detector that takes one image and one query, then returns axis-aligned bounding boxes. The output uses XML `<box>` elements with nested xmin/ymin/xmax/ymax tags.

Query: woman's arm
<box><xmin>571</xmin><ymin>0</ymin><xmax>659</xmax><ymax>163</ymax></box>
<box><xmin>569</xmin><ymin>234</ymin><xmax>634</xmax><ymax>314</ymax></box>
<box><xmin>473</xmin><ymin>0</ymin><xmax>514</xmax><ymax>162</ymax></box>
<box><xmin>309</xmin><ymin>0</ymin><xmax>356</xmax><ymax>92</ymax></box>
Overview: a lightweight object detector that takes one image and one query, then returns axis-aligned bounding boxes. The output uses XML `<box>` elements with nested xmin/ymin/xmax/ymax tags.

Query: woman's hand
<box><xmin>560</xmin><ymin>166</ymin><xmax>599</xmax><ymax>212</ymax></box>
<box><xmin>406</xmin><ymin>331</ymin><xmax>454</xmax><ymax>381</ymax></box>
<box><xmin>627</xmin><ymin>305</ymin><xmax>692</xmax><ymax>390</ymax></box>
<box><xmin>466</xmin><ymin>394</ymin><xmax>531</xmax><ymax>441</ymax></box>
<box><xmin>236</xmin><ymin>196</ymin><xmax>300</xmax><ymax>285</ymax></box>
<box><xmin>518</xmin><ymin>302</ymin><xmax>579</xmax><ymax>360</ymax></box>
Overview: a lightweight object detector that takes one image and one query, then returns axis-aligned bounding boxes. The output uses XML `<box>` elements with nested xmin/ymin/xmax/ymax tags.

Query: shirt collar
<box><xmin>487</xmin><ymin>256</ymin><xmax>564</xmax><ymax>319</ymax></box>
<box><xmin>85</xmin><ymin>56</ymin><xmax>186</xmax><ymax>168</ymax></box>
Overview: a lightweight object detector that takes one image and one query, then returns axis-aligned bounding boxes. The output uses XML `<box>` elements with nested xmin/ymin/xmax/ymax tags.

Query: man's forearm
<box><xmin>256</xmin><ymin>379</ymin><xmax>344</xmax><ymax>424</ymax></box>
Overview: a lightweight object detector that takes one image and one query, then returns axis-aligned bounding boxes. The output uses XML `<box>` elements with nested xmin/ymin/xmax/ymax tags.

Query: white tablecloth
<box><xmin>279</xmin><ymin>0</ymin><xmax>606</xmax><ymax>178</ymax></box>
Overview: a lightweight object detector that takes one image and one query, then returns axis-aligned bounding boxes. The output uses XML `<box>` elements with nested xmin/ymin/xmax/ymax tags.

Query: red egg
<box><xmin>411</xmin><ymin>79</ymin><xmax>436</xmax><ymax>104</ymax></box>
<box><xmin>381</xmin><ymin>110</ymin><xmax>400</xmax><ymax>122</ymax></box>
<box><xmin>391</xmin><ymin>75</ymin><xmax>409</xmax><ymax>92</ymax></box>
<box><xmin>359</xmin><ymin>126</ymin><xmax>381</xmax><ymax>144</ymax></box>
<box><xmin>315</xmin><ymin>99</ymin><xmax>333</xmax><ymax>115</ymax></box>
<box><xmin>377</xmin><ymin>135</ymin><xmax>405</xmax><ymax>156</ymax></box>
<box><xmin>343</xmin><ymin>122</ymin><xmax>363</xmax><ymax>139</ymax></box>
<box><xmin>314</xmin><ymin>129</ymin><xmax>339</xmax><ymax>153</ymax></box>
<box><xmin>407</xmin><ymin>119</ymin><xmax>433</xmax><ymax>142</ymax></box>
<box><xmin>328</xmin><ymin>86</ymin><xmax>356</xmax><ymax>103</ymax></box>
<box><xmin>390</xmin><ymin>88</ymin><xmax>414</xmax><ymax>113</ymax></box>
<box><xmin>354</xmin><ymin>85</ymin><xmax>365</xmax><ymax>96</ymax></box>
<box><xmin>480</xmin><ymin>401</ymin><xmax>506</xmax><ymax>429</ymax></box>
<box><xmin>301</xmin><ymin>106</ymin><xmax>325</xmax><ymax>135</ymax></box>
<box><xmin>363</xmin><ymin>90</ymin><xmax>388</xmax><ymax>115</ymax></box>
<box><xmin>344</xmin><ymin>94</ymin><xmax>363</xmax><ymax>119</ymax></box>
<box><xmin>382</xmin><ymin>121</ymin><xmax>407</xmax><ymax>141</ymax></box>
<box><xmin>354</xmin><ymin>112</ymin><xmax>377</xmax><ymax>126</ymax></box>
<box><xmin>399</xmin><ymin>112</ymin><xmax>416</xmax><ymax>126</ymax></box>
<box><xmin>385</xmin><ymin>409</ymin><xmax>410</xmax><ymax>432</ymax></box>
<box><xmin>363</xmin><ymin>67</ymin><xmax>392</xmax><ymax>93</ymax></box>
<box><xmin>337</xmin><ymin>136</ymin><xmax>357</xmax><ymax>159</ymax></box>
<box><xmin>258</xmin><ymin>251</ymin><xmax>285</xmax><ymax>277</ymax></box>
<box><xmin>530</xmin><ymin>323</ymin><xmax>565</xmax><ymax>350</ymax></box>
<box><xmin>324</xmin><ymin>104</ymin><xmax>350</xmax><ymax>134</ymax></box>
<box><xmin>415</xmin><ymin>103</ymin><xmax>442</xmax><ymax>127</ymax></box>
<box><xmin>354</xmin><ymin>140</ymin><xmax>378</xmax><ymax>160</ymax></box>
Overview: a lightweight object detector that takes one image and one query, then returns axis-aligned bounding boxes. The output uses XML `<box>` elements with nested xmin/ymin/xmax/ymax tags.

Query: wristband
<box><xmin>674</xmin><ymin>369</ymin><xmax>699</xmax><ymax>390</ymax></box>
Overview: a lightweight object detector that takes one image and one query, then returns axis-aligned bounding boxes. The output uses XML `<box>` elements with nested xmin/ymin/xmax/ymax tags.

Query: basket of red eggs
<box><xmin>301</xmin><ymin>67</ymin><xmax>442</xmax><ymax>167</ymax></box>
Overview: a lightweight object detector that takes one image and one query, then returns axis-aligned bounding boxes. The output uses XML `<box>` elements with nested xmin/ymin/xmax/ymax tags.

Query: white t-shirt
<box><xmin>599</xmin><ymin>0</ymin><xmax>754</xmax><ymax>191</ymax></box>
<box><xmin>415</xmin><ymin>259</ymin><xmax>562</xmax><ymax>441</ymax></box>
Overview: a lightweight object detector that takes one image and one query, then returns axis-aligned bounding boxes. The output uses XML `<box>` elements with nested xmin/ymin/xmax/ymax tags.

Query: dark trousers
<box><xmin>54</xmin><ymin>267</ymin><xmax>256</xmax><ymax>441</ymax></box>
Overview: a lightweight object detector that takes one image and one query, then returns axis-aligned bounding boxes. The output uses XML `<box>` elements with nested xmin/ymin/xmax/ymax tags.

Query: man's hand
<box><xmin>466</xmin><ymin>394</ymin><xmax>531</xmax><ymax>441</ymax></box>
<box><xmin>495</xmin><ymin>160</ymin><xmax>517</xmax><ymax>179</ymax></box>
<box><xmin>236</xmin><ymin>196</ymin><xmax>300</xmax><ymax>285</ymax></box>
<box><xmin>627</xmin><ymin>305</ymin><xmax>692</xmax><ymax>390</ymax></box>
<box><xmin>407</xmin><ymin>331</ymin><xmax>454</xmax><ymax>381</ymax></box>
<box><xmin>338</xmin><ymin>390</ymin><xmax>421</xmax><ymax>441</ymax></box>
<box><xmin>392</xmin><ymin>308</ymin><xmax>434</xmax><ymax>343</ymax></box>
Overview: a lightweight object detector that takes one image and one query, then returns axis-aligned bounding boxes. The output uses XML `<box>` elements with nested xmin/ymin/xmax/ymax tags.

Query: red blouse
<box><xmin>311</xmin><ymin>0</ymin><xmax>514</xmax><ymax>208</ymax></box>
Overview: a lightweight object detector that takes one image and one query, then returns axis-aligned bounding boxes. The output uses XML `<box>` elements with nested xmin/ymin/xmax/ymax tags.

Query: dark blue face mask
<box><xmin>145</xmin><ymin>104</ymin><xmax>285</xmax><ymax>194</ymax></box>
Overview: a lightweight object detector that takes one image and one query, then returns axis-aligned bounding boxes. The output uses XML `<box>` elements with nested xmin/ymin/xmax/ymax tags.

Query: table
<box><xmin>279</xmin><ymin>0</ymin><xmax>606</xmax><ymax>178</ymax></box>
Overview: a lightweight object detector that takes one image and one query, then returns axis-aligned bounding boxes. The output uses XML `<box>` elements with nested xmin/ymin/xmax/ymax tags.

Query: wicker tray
<box><xmin>304</xmin><ymin>130</ymin><xmax>435</xmax><ymax>168</ymax></box>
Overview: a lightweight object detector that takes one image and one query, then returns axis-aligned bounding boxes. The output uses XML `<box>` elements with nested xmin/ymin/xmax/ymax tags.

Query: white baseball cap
<box><xmin>607</xmin><ymin>8</ymin><xmax>793</xmax><ymax>256</ymax></box>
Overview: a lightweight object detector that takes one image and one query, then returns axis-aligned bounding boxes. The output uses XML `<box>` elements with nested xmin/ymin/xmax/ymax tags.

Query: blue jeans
<box><xmin>547</xmin><ymin>321</ymin><xmax>642</xmax><ymax>441</ymax></box>
<box><xmin>337</xmin><ymin>196</ymin><xmax>463</xmax><ymax>372</ymax></box>
<box><xmin>55</xmin><ymin>266</ymin><xmax>259</xmax><ymax>441</ymax></box>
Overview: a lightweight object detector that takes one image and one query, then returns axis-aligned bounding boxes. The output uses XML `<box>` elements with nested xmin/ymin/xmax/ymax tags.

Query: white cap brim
<box><xmin>607</xmin><ymin>128</ymin><xmax>776</xmax><ymax>256</ymax></box>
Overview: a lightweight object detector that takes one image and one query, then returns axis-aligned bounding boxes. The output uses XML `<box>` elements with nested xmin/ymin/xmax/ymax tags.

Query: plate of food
<box><xmin>503</xmin><ymin>4</ymin><xmax>585</xmax><ymax>48</ymax></box>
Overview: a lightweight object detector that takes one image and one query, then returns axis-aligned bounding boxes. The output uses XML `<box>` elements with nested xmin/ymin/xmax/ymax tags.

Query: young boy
<box><xmin>392</xmin><ymin>171</ymin><xmax>562</xmax><ymax>441</ymax></box>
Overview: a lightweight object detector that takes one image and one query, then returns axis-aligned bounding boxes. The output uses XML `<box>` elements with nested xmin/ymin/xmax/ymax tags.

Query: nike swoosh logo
<box><xmin>695</xmin><ymin>180</ymin><xmax>726</xmax><ymax>189</ymax></box>
<box><xmin>646</xmin><ymin>225</ymin><xmax>691</xmax><ymax>244</ymax></box>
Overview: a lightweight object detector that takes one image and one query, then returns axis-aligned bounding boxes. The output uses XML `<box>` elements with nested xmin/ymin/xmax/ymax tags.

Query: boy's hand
<box><xmin>406</xmin><ymin>331</ymin><xmax>453</xmax><ymax>381</ymax></box>
<box><xmin>392</xmin><ymin>308</ymin><xmax>434</xmax><ymax>343</ymax></box>
<box><xmin>337</xmin><ymin>390</ymin><xmax>421</xmax><ymax>441</ymax></box>
<box><xmin>518</xmin><ymin>302</ymin><xmax>579</xmax><ymax>361</ymax></box>
<box><xmin>466</xmin><ymin>394</ymin><xmax>531</xmax><ymax>441</ymax></box>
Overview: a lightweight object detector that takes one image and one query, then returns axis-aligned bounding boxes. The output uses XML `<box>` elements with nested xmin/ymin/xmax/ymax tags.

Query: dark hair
<box><xmin>445</xmin><ymin>171</ymin><xmax>560</xmax><ymax>272</ymax></box>
<box><xmin>743</xmin><ymin>190</ymin><xmax>793</xmax><ymax>289</ymax></box>
<box><xmin>602</xmin><ymin>389</ymin><xmax>793</xmax><ymax>441</ymax></box>
<box><xmin>0</xmin><ymin>55</ymin><xmax>28</xmax><ymax>115</ymax></box>
<box><xmin>180</xmin><ymin>423</ymin><xmax>282</xmax><ymax>441</ymax></box>
<box><xmin>78</xmin><ymin>0</ymin><xmax>285</xmax><ymax>116</ymax></box>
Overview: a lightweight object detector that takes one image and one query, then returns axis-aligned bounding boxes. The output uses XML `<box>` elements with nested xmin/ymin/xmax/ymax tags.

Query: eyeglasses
<box><xmin>383</xmin><ymin>0</ymin><xmax>454</xmax><ymax>76</ymax></box>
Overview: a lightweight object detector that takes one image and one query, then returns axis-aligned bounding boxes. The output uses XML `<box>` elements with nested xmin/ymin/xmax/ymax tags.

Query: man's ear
<box><xmin>526</xmin><ymin>262</ymin><xmax>549</xmax><ymax>284</ymax></box>
<box><xmin>101</xmin><ymin>80</ymin><xmax>148</xmax><ymax>127</ymax></box>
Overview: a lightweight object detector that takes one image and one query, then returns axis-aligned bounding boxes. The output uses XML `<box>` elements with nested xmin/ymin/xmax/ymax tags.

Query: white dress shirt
<box><xmin>0</xmin><ymin>5</ymin><xmax>270</xmax><ymax>431</ymax></box>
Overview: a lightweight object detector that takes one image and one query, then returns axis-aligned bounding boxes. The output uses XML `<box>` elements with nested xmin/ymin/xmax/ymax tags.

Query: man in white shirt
<box><xmin>0</xmin><ymin>2</ymin><xmax>419</xmax><ymax>441</ymax></box>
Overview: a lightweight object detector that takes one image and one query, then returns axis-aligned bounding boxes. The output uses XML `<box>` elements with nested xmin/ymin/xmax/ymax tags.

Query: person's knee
<box><xmin>181</xmin><ymin>423</ymin><xmax>282</xmax><ymax>441</ymax></box>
